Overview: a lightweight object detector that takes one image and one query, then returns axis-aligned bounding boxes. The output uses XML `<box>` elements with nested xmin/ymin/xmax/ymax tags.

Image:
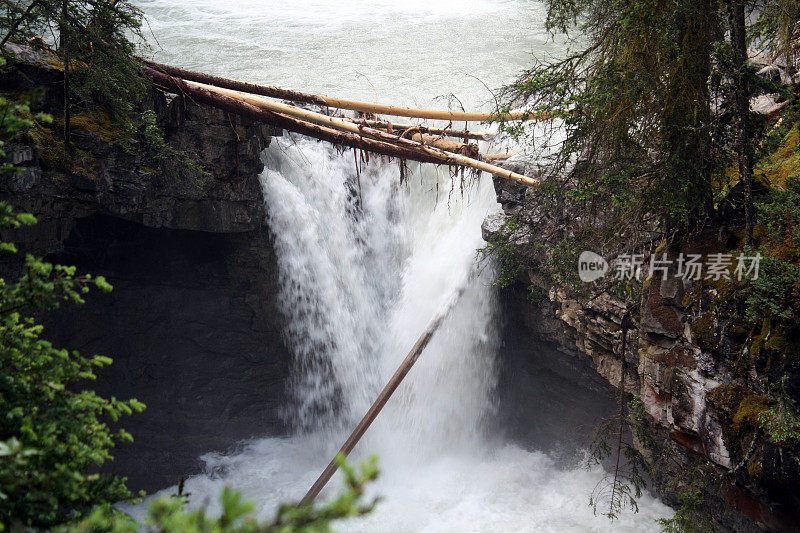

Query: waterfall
<box><xmin>261</xmin><ymin>135</ymin><xmax>501</xmax><ymax>460</ymax></box>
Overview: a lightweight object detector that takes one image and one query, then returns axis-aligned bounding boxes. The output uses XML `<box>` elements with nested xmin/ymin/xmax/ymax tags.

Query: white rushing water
<box><xmin>132</xmin><ymin>1</ymin><xmax>672</xmax><ymax>530</ymax></box>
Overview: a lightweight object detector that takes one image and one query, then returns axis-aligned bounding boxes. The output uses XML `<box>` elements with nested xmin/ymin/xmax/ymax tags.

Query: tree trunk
<box><xmin>301</xmin><ymin>288</ymin><xmax>464</xmax><ymax>504</ymax></box>
<box><xmin>0</xmin><ymin>0</ymin><xmax>43</xmax><ymax>48</ymax></box>
<box><xmin>146</xmin><ymin>67</ymin><xmax>441</xmax><ymax>164</ymax></box>
<box><xmin>144</xmin><ymin>60</ymin><xmax>537</xmax><ymax>122</ymax></box>
<box><xmin>730</xmin><ymin>0</ymin><xmax>754</xmax><ymax>245</ymax></box>
<box><xmin>61</xmin><ymin>0</ymin><xmax>71</xmax><ymax>154</ymax></box>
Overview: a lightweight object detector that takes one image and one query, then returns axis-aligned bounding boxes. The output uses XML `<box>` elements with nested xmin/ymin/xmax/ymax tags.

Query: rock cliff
<box><xmin>485</xmin><ymin>174</ymin><xmax>800</xmax><ymax>532</ymax></box>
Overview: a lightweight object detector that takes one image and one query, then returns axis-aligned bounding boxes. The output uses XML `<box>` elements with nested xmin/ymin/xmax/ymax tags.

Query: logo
<box><xmin>578</xmin><ymin>251</ymin><xmax>609</xmax><ymax>282</ymax></box>
<box><xmin>576</xmin><ymin>251</ymin><xmax>761</xmax><ymax>283</ymax></box>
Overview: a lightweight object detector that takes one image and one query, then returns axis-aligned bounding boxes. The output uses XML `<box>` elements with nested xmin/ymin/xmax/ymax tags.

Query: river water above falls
<box><xmin>131</xmin><ymin>1</ymin><xmax>672</xmax><ymax>530</ymax></box>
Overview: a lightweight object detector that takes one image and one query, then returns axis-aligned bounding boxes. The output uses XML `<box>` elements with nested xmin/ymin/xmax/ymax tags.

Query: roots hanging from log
<box><xmin>145</xmin><ymin>60</ymin><xmax>541</xmax><ymax>122</ymax></box>
<box><xmin>348</xmin><ymin>119</ymin><xmax>494</xmax><ymax>141</ymax></box>
<box><xmin>353</xmin><ymin>148</ymin><xmax>363</xmax><ymax>207</ymax></box>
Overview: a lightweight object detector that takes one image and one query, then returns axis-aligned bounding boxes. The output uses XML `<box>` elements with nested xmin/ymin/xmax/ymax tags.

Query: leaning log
<box><xmin>301</xmin><ymin>289</ymin><xmax>464</xmax><ymax>505</ymax></box>
<box><xmin>185</xmin><ymin>80</ymin><xmax>540</xmax><ymax>187</ymax></box>
<box><xmin>146</xmin><ymin>67</ymin><xmax>441</xmax><ymax>164</ymax></box>
<box><xmin>144</xmin><ymin>60</ymin><xmax>537</xmax><ymax>122</ymax></box>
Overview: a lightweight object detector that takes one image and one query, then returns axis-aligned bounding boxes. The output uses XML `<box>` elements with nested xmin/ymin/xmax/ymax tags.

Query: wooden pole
<box><xmin>301</xmin><ymin>290</ymin><xmax>464</xmax><ymax>505</ymax></box>
<box><xmin>484</xmin><ymin>150</ymin><xmax>518</xmax><ymax>162</ymax></box>
<box><xmin>144</xmin><ymin>60</ymin><xmax>539</xmax><ymax>122</ymax></box>
<box><xmin>185</xmin><ymin>81</ymin><xmax>540</xmax><ymax>187</ymax></box>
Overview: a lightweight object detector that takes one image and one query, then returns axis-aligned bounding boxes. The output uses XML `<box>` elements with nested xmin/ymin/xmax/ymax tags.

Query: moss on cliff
<box><xmin>70</xmin><ymin>111</ymin><xmax>123</xmax><ymax>144</ymax></box>
<box><xmin>27</xmin><ymin>120</ymin><xmax>98</xmax><ymax>181</ymax></box>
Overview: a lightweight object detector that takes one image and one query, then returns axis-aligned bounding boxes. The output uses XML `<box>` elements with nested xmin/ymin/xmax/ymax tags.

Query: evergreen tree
<box><xmin>500</xmin><ymin>1</ymin><xmax>795</xmax><ymax>245</ymax></box>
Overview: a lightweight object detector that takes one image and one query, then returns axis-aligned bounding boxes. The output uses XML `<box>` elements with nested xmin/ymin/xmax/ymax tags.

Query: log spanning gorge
<box><xmin>77</xmin><ymin>0</ymin><xmax>678</xmax><ymax>530</ymax></box>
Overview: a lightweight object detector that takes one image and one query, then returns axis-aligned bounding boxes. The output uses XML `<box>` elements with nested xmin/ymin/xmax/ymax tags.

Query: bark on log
<box><xmin>185</xmin><ymin>80</ymin><xmax>540</xmax><ymax>187</ymax></box>
<box><xmin>144</xmin><ymin>60</ymin><xmax>537</xmax><ymax>122</ymax></box>
<box><xmin>146</xmin><ymin>67</ymin><xmax>441</xmax><ymax>164</ymax></box>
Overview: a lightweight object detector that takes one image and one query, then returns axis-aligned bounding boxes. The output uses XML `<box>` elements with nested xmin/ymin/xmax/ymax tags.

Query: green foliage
<box><xmin>757</xmin><ymin>175</ymin><xmax>800</xmax><ymax>250</ymax></box>
<box><xmin>546</xmin><ymin>236</ymin><xmax>585</xmax><ymax>294</ymax></box>
<box><xmin>0</xmin><ymin>201</ymin><xmax>145</xmax><ymax>529</ymax></box>
<box><xmin>134</xmin><ymin>108</ymin><xmax>209</xmax><ymax>183</ymax></box>
<box><xmin>741</xmin><ymin>178</ymin><xmax>800</xmax><ymax>326</ymax></box>
<box><xmin>3</xmin><ymin>5</ymin><xmax>208</xmax><ymax>184</ymax></box>
<box><xmin>1</xmin><ymin>0</ymin><xmax>147</xmax><ymax>119</ymax></box>
<box><xmin>500</xmin><ymin>0</ymin><xmax>727</xmax><ymax>240</ymax></box>
<box><xmin>750</xmin><ymin>0</ymin><xmax>800</xmax><ymax>74</ymax></box>
<box><xmin>61</xmin><ymin>454</ymin><xmax>380</xmax><ymax>533</ymax></box>
<box><xmin>479</xmin><ymin>215</ymin><xmax>526</xmax><ymax>288</ymax></box>
<box><xmin>0</xmin><ymin>84</ymin><xmax>144</xmax><ymax>528</ymax></box>
<box><xmin>140</xmin><ymin>109</ymin><xmax>166</xmax><ymax>155</ymax></box>
<box><xmin>587</xmin><ymin>397</ymin><xmax>656</xmax><ymax>520</ymax></box>
<box><xmin>744</xmin><ymin>255</ymin><xmax>800</xmax><ymax>324</ymax></box>
<box><xmin>0</xmin><ymin>58</ymin><xmax>52</xmax><ymax>176</ymax></box>
<box><xmin>758</xmin><ymin>376</ymin><xmax>800</xmax><ymax>447</ymax></box>
<box><xmin>656</xmin><ymin>465</ymin><xmax>717</xmax><ymax>533</ymax></box>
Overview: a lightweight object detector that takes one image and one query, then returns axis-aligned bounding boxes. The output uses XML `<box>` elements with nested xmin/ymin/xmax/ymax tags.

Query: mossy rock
<box><xmin>708</xmin><ymin>384</ymin><xmax>745</xmax><ymax>415</ymax></box>
<box><xmin>733</xmin><ymin>394</ymin><xmax>771</xmax><ymax>431</ymax></box>
<box><xmin>758</xmin><ymin>123</ymin><xmax>800</xmax><ymax>191</ymax></box>
<box><xmin>727</xmin><ymin>321</ymin><xmax>751</xmax><ymax>342</ymax></box>
<box><xmin>765</xmin><ymin>334</ymin><xmax>787</xmax><ymax>351</ymax></box>
<box><xmin>71</xmin><ymin>111</ymin><xmax>122</xmax><ymax>144</ymax></box>
<box><xmin>692</xmin><ymin>311</ymin><xmax>716</xmax><ymax>350</ymax></box>
<box><xmin>709</xmin><ymin>385</ymin><xmax>771</xmax><ymax>457</ymax></box>
<box><xmin>27</xmin><ymin>120</ymin><xmax>98</xmax><ymax>181</ymax></box>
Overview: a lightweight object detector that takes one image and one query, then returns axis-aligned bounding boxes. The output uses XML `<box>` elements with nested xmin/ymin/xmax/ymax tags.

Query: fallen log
<box><xmin>185</xmin><ymin>80</ymin><xmax>540</xmax><ymax>187</ymax></box>
<box><xmin>146</xmin><ymin>67</ymin><xmax>441</xmax><ymax>164</ymax></box>
<box><xmin>144</xmin><ymin>60</ymin><xmax>538</xmax><ymax>122</ymax></box>
<box><xmin>405</xmin><ymin>130</ymin><xmax>479</xmax><ymax>158</ymax></box>
<box><xmin>301</xmin><ymin>289</ymin><xmax>464</xmax><ymax>505</ymax></box>
<box><xmin>483</xmin><ymin>152</ymin><xmax>515</xmax><ymax>162</ymax></box>
<box><xmin>346</xmin><ymin>119</ymin><xmax>495</xmax><ymax>141</ymax></box>
<box><xmin>334</xmin><ymin>119</ymin><xmax>480</xmax><ymax>156</ymax></box>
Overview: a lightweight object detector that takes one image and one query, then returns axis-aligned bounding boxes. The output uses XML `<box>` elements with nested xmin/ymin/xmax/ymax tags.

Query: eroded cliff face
<box><xmin>1</xmin><ymin>43</ymin><xmax>291</xmax><ymax>491</ymax></box>
<box><xmin>485</xmin><ymin>176</ymin><xmax>800</xmax><ymax>532</ymax></box>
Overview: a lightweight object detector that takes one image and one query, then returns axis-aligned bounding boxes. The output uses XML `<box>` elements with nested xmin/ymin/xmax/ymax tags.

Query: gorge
<box><xmin>2</xmin><ymin>0</ymin><xmax>799</xmax><ymax>531</ymax></box>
